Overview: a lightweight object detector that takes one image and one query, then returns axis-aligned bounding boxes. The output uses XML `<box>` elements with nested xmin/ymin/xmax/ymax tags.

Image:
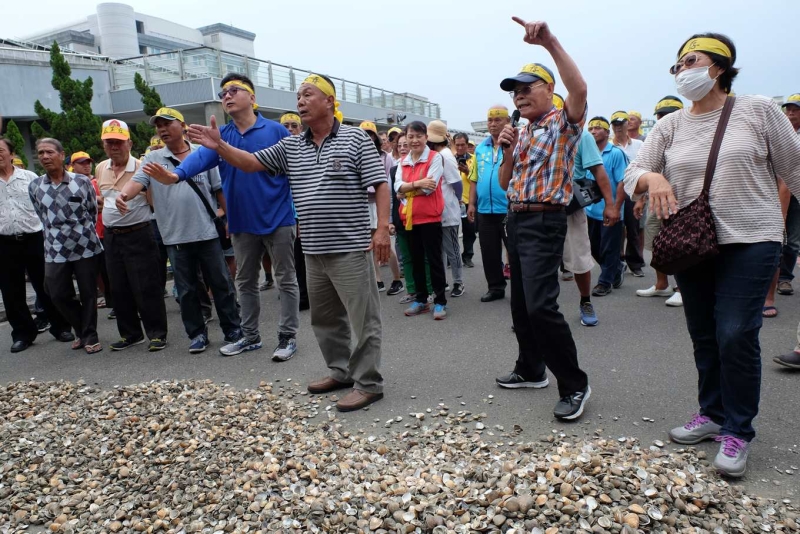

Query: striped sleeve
<box><xmin>763</xmin><ymin>100</ymin><xmax>800</xmax><ymax>198</ymax></box>
<box><xmin>355</xmin><ymin>132</ymin><xmax>387</xmax><ymax>189</ymax></box>
<box><xmin>254</xmin><ymin>139</ymin><xmax>290</xmax><ymax>176</ymax></box>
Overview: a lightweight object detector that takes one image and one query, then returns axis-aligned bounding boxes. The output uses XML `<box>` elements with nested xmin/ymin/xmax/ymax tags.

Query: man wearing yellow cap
<box><xmin>280</xmin><ymin>112</ymin><xmax>303</xmax><ymax>136</ymax></box>
<box><xmin>610</xmin><ymin>110</ymin><xmax>645</xmax><ymax>278</ymax></box>
<box><xmin>95</xmin><ymin>119</ymin><xmax>169</xmax><ymax>352</ymax></box>
<box><xmin>387</xmin><ymin>127</ymin><xmax>403</xmax><ymax>164</ymax></box>
<box><xmin>453</xmin><ymin>132</ymin><xmax>476</xmax><ymax>267</ymax></box>
<box><xmin>627</xmin><ymin>111</ymin><xmax>646</xmax><ymax>141</ymax></box>
<box><xmin>149</xmin><ymin>72</ymin><xmax>391</xmax><ymax>412</ymax></box>
<box><xmin>12</xmin><ymin>156</ymin><xmax>25</xmax><ymax>169</ymax></box>
<box><xmin>143</xmin><ymin>74</ymin><xmax>299</xmax><ymax>361</ymax></box>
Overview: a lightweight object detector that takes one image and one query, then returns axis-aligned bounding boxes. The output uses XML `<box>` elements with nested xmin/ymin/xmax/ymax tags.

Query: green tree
<box><xmin>4</xmin><ymin>120</ymin><xmax>28</xmax><ymax>168</ymax></box>
<box><xmin>31</xmin><ymin>42</ymin><xmax>104</xmax><ymax>162</ymax></box>
<box><xmin>130</xmin><ymin>72</ymin><xmax>165</xmax><ymax>156</ymax></box>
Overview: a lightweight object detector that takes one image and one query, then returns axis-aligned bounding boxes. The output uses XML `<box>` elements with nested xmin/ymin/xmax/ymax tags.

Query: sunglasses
<box><xmin>669</xmin><ymin>54</ymin><xmax>704</xmax><ymax>75</ymax></box>
<box><xmin>218</xmin><ymin>86</ymin><xmax>246</xmax><ymax>99</ymax></box>
<box><xmin>509</xmin><ymin>81</ymin><xmax>546</xmax><ymax>98</ymax></box>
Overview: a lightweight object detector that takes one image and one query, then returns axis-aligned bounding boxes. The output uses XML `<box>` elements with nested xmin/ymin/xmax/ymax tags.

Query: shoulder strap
<box><xmin>703</xmin><ymin>96</ymin><xmax>735</xmax><ymax>193</ymax></box>
<box><xmin>165</xmin><ymin>154</ymin><xmax>217</xmax><ymax>221</ymax></box>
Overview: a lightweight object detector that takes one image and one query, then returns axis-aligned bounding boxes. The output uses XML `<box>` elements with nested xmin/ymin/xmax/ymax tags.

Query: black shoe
<box><xmin>10</xmin><ymin>340</ymin><xmax>31</xmax><ymax>353</ymax></box>
<box><xmin>631</xmin><ymin>267</ymin><xmax>644</xmax><ymax>278</ymax></box>
<box><xmin>463</xmin><ymin>258</ymin><xmax>475</xmax><ymax>268</ymax></box>
<box><xmin>496</xmin><ymin>371</ymin><xmax>549</xmax><ymax>389</ymax></box>
<box><xmin>774</xmin><ymin>351</ymin><xmax>800</xmax><ymax>369</ymax></box>
<box><xmin>299</xmin><ymin>299</ymin><xmax>310</xmax><ymax>311</ymax></box>
<box><xmin>55</xmin><ymin>331</ymin><xmax>75</xmax><ymax>342</ymax></box>
<box><xmin>107</xmin><ymin>309</ymin><xmax>116</xmax><ymax>320</ymax></box>
<box><xmin>148</xmin><ymin>338</ymin><xmax>167</xmax><ymax>352</ymax></box>
<box><xmin>554</xmin><ymin>386</ymin><xmax>592</xmax><ymax>420</ymax></box>
<box><xmin>451</xmin><ymin>283</ymin><xmax>465</xmax><ymax>298</ymax></box>
<box><xmin>613</xmin><ymin>266</ymin><xmax>625</xmax><ymax>289</ymax></box>
<box><xmin>591</xmin><ymin>284</ymin><xmax>612</xmax><ymax>297</ymax></box>
<box><xmin>387</xmin><ymin>280</ymin><xmax>404</xmax><ymax>296</ymax></box>
<box><xmin>110</xmin><ymin>337</ymin><xmax>145</xmax><ymax>351</ymax></box>
<box><xmin>377</xmin><ymin>281</ymin><xmax>386</xmax><ymax>292</ymax></box>
<box><xmin>224</xmin><ymin>329</ymin><xmax>243</xmax><ymax>344</ymax></box>
<box><xmin>481</xmin><ymin>290</ymin><xmax>505</xmax><ymax>302</ymax></box>
<box><xmin>35</xmin><ymin>318</ymin><xmax>50</xmax><ymax>333</ymax></box>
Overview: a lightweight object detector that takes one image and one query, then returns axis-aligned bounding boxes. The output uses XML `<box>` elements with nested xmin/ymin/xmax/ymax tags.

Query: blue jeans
<box><xmin>675</xmin><ymin>241</ymin><xmax>781</xmax><ymax>441</ymax></box>
<box><xmin>587</xmin><ymin>217</ymin><xmax>624</xmax><ymax>288</ymax></box>
<box><xmin>779</xmin><ymin>195</ymin><xmax>800</xmax><ymax>282</ymax></box>
<box><xmin>166</xmin><ymin>238</ymin><xmax>241</xmax><ymax>340</ymax></box>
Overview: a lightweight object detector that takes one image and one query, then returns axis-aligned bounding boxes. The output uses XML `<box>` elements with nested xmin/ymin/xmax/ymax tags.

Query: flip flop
<box><xmin>84</xmin><ymin>343</ymin><xmax>102</xmax><ymax>354</ymax></box>
<box><xmin>71</xmin><ymin>339</ymin><xmax>85</xmax><ymax>350</ymax></box>
<box><xmin>762</xmin><ymin>306</ymin><xmax>778</xmax><ymax>318</ymax></box>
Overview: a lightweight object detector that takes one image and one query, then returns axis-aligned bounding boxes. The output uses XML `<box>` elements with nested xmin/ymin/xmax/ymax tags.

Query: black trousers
<box><xmin>44</xmin><ymin>256</ymin><xmax>100</xmax><ymax>345</ymax></box>
<box><xmin>461</xmin><ymin>215</ymin><xmax>477</xmax><ymax>261</ymax></box>
<box><xmin>96</xmin><ymin>245</ymin><xmax>113</xmax><ymax>309</ymax></box>
<box><xmin>408</xmin><ymin>222</ymin><xmax>447</xmax><ymax>305</ymax></box>
<box><xmin>105</xmin><ymin>223</ymin><xmax>168</xmax><ymax>341</ymax></box>
<box><xmin>152</xmin><ymin>220</ymin><xmax>169</xmax><ymax>293</ymax></box>
<box><xmin>0</xmin><ymin>233</ymin><xmax>70</xmax><ymax>343</ymax></box>
<box><xmin>507</xmin><ymin>211</ymin><xmax>589</xmax><ymax>397</ymax></box>
<box><xmin>623</xmin><ymin>198</ymin><xmax>645</xmax><ymax>270</ymax></box>
<box><xmin>296</xmin><ymin>236</ymin><xmax>309</xmax><ymax>306</ymax></box>
<box><xmin>478</xmin><ymin>213</ymin><xmax>508</xmax><ymax>292</ymax></box>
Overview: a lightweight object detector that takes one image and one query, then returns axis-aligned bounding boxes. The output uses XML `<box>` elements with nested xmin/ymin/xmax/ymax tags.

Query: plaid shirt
<box><xmin>28</xmin><ymin>172</ymin><xmax>103</xmax><ymax>263</ymax></box>
<box><xmin>508</xmin><ymin>105</ymin><xmax>587</xmax><ymax>206</ymax></box>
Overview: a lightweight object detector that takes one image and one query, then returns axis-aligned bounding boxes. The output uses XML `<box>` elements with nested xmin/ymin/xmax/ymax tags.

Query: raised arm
<box><xmin>187</xmin><ymin>116</ymin><xmax>265</xmax><ymax>173</ymax></box>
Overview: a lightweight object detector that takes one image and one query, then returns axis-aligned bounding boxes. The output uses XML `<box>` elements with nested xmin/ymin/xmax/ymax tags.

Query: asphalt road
<box><xmin>1</xmin><ymin>248</ymin><xmax>799</xmax><ymax>500</ymax></box>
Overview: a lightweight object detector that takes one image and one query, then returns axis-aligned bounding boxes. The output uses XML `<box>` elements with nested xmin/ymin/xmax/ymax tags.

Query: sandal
<box><xmin>71</xmin><ymin>339</ymin><xmax>85</xmax><ymax>350</ymax></box>
<box><xmin>84</xmin><ymin>343</ymin><xmax>102</xmax><ymax>354</ymax></box>
<box><xmin>762</xmin><ymin>306</ymin><xmax>778</xmax><ymax>318</ymax></box>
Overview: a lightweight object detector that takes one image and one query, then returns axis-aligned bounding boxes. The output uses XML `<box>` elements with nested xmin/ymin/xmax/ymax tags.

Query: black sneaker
<box><xmin>451</xmin><ymin>283</ymin><xmax>465</xmax><ymax>298</ymax></box>
<box><xmin>35</xmin><ymin>318</ymin><xmax>51</xmax><ymax>333</ymax></box>
<box><xmin>107</xmin><ymin>309</ymin><xmax>116</xmax><ymax>320</ymax></box>
<box><xmin>110</xmin><ymin>337</ymin><xmax>145</xmax><ymax>351</ymax></box>
<box><xmin>463</xmin><ymin>258</ymin><xmax>475</xmax><ymax>268</ymax></box>
<box><xmin>377</xmin><ymin>281</ymin><xmax>386</xmax><ymax>292</ymax></box>
<box><xmin>591</xmin><ymin>284</ymin><xmax>612</xmax><ymax>297</ymax></box>
<box><xmin>223</xmin><ymin>329</ymin><xmax>243</xmax><ymax>344</ymax></box>
<box><xmin>613</xmin><ymin>266</ymin><xmax>625</xmax><ymax>289</ymax></box>
<box><xmin>148</xmin><ymin>338</ymin><xmax>167</xmax><ymax>352</ymax></box>
<box><xmin>496</xmin><ymin>371</ymin><xmax>549</xmax><ymax>389</ymax></box>
<box><xmin>631</xmin><ymin>267</ymin><xmax>644</xmax><ymax>278</ymax></box>
<box><xmin>774</xmin><ymin>351</ymin><xmax>800</xmax><ymax>369</ymax></box>
<box><xmin>387</xmin><ymin>280</ymin><xmax>404</xmax><ymax>296</ymax></box>
<box><xmin>554</xmin><ymin>386</ymin><xmax>592</xmax><ymax>420</ymax></box>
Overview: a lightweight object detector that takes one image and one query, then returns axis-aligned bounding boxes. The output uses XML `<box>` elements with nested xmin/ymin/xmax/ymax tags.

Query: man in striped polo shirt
<box><xmin>149</xmin><ymin>74</ymin><xmax>391</xmax><ymax>412</ymax></box>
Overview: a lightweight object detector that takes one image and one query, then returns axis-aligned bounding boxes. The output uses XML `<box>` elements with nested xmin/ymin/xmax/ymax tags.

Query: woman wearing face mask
<box><xmin>624</xmin><ymin>32</ymin><xmax>800</xmax><ymax>478</ymax></box>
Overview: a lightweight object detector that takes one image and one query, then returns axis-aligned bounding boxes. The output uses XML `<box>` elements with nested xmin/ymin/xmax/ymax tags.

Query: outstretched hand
<box><xmin>511</xmin><ymin>17</ymin><xmax>555</xmax><ymax>47</ymax></box>
<box><xmin>143</xmin><ymin>162</ymin><xmax>178</xmax><ymax>185</ymax></box>
<box><xmin>187</xmin><ymin>115</ymin><xmax>223</xmax><ymax>151</ymax></box>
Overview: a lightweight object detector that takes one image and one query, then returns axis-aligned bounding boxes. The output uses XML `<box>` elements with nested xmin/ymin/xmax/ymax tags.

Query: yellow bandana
<box><xmin>302</xmin><ymin>74</ymin><xmax>343</xmax><ymax>124</ymax></box>
<box><xmin>223</xmin><ymin>80</ymin><xmax>258</xmax><ymax>110</ymax></box>
<box><xmin>628</xmin><ymin>111</ymin><xmax>644</xmax><ymax>135</ymax></box>
<box><xmin>610</xmin><ymin>111</ymin><xmax>629</xmax><ymax>123</ymax></box>
<box><xmin>487</xmin><ymin>108</ymin><xmax>509</xmax><ymax>119</ymax></box>
<box><xmin>402</xmin><ymin>193</ymin><xmax>417</xmax><ymax>231</ymax></box>
<box><xmin>519</xmin><ymin>63</ymin><xmax>554</xmax><ymax>84</ymax></box>
<box><xmin>12</xmin><ymin>157</ymin><xmax>23</xmax><ymax>166</ymax></box>
<box><xmin>552</xmin><ymin>94</ymin><xmax>565</xmax><ymax>110</ymax></box>
<box><xmin>280</xmin><ymin>112</ymin><xmax>301</xmax><ymax>125</ymax></box>
<box><xmin>588</xmin><ymin>119</ymin><xmax>610</xmax><ymax>130</ymax></box>
<box><xmin>679</xmin><ymin>37</ymin><xmax>732</xmax><ymax>60</ymax></box>
<box><xmin>655</xmin><ymin>98</ymin><xmax>684</xmax><ymax>113</ymax></box>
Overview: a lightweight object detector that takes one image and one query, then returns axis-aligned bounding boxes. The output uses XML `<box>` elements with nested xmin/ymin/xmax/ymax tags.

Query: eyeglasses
<box><xmin>218</xmin><ymin>86</ymin><xmax>245</xmax><ymax>99</ymax></box>
<box><xmin>670</xmin><ymin>54</ymin><xmax>704</xmax><ymax>75</ymax></box>
<box><xmin>509</xmin><ymin>82</ymin><xmax>546</xmax><ymax>98</ymax></box>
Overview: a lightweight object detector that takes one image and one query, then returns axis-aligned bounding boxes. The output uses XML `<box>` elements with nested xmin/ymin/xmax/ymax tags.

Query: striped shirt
<box><xmin>254</xmin><ymin>119</ymin><xmax>387</xmax><ymax>254</ymax></box>
<box><xmin>624</xmin><ymin>95</ymin><xmax>800</xmax><ymax>245</ymax></box>
<box><xmin>509</xmin><ymin>105</ymin><xmax>587</xmax><ymax>206</ymax></box>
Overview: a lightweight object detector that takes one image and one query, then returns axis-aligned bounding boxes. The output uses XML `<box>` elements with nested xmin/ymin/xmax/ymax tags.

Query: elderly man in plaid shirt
<box><xmin>494</xmin><ymin>17</ymin><xmax>592</xmax><ymax>421</ymax></box>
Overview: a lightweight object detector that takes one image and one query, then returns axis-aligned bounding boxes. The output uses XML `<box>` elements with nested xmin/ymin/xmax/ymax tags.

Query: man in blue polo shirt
<box><xmin>586</xmin><ymin>116</ymin><xmax>627</xmax><ymax>297</ymax></box>
<box><xmin>145</xmin><ymin>74</ymin><xmax>300</xmax><ymax>361</ymax></box>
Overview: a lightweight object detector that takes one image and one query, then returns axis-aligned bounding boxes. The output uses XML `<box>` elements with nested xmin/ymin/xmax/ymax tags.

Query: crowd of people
<box><xmin>2</xmin><ymin>17</ymin><xmax>800</xmax><ymax>478</ymax></box>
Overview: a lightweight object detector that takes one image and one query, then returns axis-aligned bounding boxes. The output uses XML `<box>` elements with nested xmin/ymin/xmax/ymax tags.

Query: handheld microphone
<box><xmin>502</xmin><ymin>110</ymin><xmax>522</xmax><ymax>149</ymax></box>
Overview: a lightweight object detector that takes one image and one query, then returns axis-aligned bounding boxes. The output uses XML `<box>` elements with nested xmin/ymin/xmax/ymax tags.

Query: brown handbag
<box><xmin>650</xmin><ymin>97</ymin><xmax>735</xmax><ymax>275</ymax></box>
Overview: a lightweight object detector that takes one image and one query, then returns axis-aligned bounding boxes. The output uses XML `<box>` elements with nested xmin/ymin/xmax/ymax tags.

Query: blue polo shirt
<box><xmin>573</xmin><ymin>131</ymin><xmax>603</xmax><ymax>180</ymax></box>
<box><xmin>174</xmin><ymin>114</ymin><xmax>294</xmax><ymax>235</ymax></box>
<box><xmin>585</xmin><ymin>141</ymin><xmax>627</xmax><ymax>222</ymax></box>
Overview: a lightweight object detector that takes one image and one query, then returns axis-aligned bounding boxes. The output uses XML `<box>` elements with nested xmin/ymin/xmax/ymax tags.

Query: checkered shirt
<box><xmin>508</xmin><ymin>105</ymin><xmax>587</xmax><ymax>206</ymax></box>
<box><xmin>28</xmin><ymin>172</ymin><xmax>103</xmax><ymax>263</ymax></box>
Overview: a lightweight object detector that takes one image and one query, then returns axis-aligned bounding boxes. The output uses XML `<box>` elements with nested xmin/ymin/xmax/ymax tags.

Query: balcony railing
<box><xmin>111</xmin><ymin>47</ymin><xmax>441</xmax><ymax>119</ymax></box>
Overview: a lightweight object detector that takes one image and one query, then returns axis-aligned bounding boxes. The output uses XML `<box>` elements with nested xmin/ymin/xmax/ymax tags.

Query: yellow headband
<box><xmin>223</xmin><ymin>80</ymin><xmax>258</xmax><ymax>110</ymax></box>
<box><xmin>487</xmin><ymin>108</ymin><xmax>509</xmax><ymax>119</ymax></box>
<box><xmin>281</xmin><ymin>113</ymin><xmax>301</xmax><ymax>124</ymax></box>
<box><xmin>628</xmin><ymin>111</ymin><xmax>642</xmax><ymax>119</ymax></box>
<box><xmin>588</xmin><ymin>119</ymin><xmax>610</xmax><ymax>130</ymax></box>
<box><xmin>655</xmin><ymin>99</ymin><xmax>684</xmax><ymax>113</ymax></box>
<box><xmin>520</xmin><ymin>63</ymin><xmax>554</xmax><ymax>85</ymax></box>
<box><xmin>302</xmin><ymin>74</ymin><xmax>343</xmax><ymax>124</ymax></box>
<box><xmin>610</xmin><ymin>111</ymin><xmax>629</xmax><ymax>123</ymax></box>
<box><xmin>679</xmin><ymin>37</ymin><xmax>732</xmax><ymax>60</ymax></box>
<box><xmin>552</xmin><ymin>94</ymin><xmax>565</xmax><ymax>110</ymax></box>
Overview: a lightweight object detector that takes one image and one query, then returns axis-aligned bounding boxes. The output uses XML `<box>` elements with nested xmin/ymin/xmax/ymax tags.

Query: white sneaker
<box><xmin>636</xmin><ymin>285</ymin><xmax>674</xmax><ymax>298</ymax></box>
<box><xmin>666</xmin><ymin>292</ymin><xmax>684</xmax><ymax>307</ymax></box>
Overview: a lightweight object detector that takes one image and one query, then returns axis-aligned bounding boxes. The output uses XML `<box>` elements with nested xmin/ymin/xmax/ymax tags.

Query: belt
<box><xmin>1</xmin><ymin>233</ymin><xmax>34</xmax><ymax>241</ymax></box>
<box><xmin>509</xmin><ymin>202</ymin><xmax>565</xmax><ymax>213</ymax></box>
<box><xmin>108</xmin><ymin>221</ymin><xmax>150</xmax><ymax>235</ymax></box>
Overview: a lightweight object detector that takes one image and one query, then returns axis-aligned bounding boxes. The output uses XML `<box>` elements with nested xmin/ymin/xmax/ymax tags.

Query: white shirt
<box><xmin>439</xmin><ymin>148</ymin><xmax>463</xmax><ymax>227</ymax></box>
<box><xmin>614</xmin><ymin>137</ymin><xmax>643</xmax><ymax>163</ymax></box>
<box><xmin>0</xmin><ymin>167</ymin><xmax>43</xmax><ymax>235</ymax></box>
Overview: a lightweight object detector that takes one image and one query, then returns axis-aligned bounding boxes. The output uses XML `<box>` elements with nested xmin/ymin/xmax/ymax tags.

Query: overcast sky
<box><xmin>2</xmin><ymin>0</ymin><xmax>797</xmax><ymax>130</ymax></box>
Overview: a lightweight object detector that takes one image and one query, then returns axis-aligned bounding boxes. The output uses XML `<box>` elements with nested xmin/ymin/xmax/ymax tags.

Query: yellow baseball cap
<box><xmin>12</xmin><ymin>157</ymin><xmax>23</xmax><ymax>166</ymax></box>
<box><xmin>610</xmin><ymin>111</ymin><xmax>630</xmax><ymax>124</ymax></box>
<box><xmin>101</xmin><ymin>119</ymin><xmax>130</xmax><ymax>141</ymax></box>
<box><xmin>149</xmin><ymin>107</ymin><xmax>185</xmax><ymax>125</ymax></box>
<box><xmin>70</xmin><ymin>151</ymin><xmax>93</xmax><ymax>163</ymax></box>
<box><xmin>359</xmin><ymin>121</ymin><xmax>378</xmax><ymax>134</ymax></box>
<box><xmin>149</xmin><ymin>136</ymin><xmax>165</xmax><ymax>149</ymax></box>
<box><xmin>782</xmin><ymin>93</ymin><xmax>800</xmax><ymax>109</ymax></box>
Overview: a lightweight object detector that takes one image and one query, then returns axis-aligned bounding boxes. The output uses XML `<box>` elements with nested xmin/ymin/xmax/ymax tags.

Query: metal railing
<box><xmin>0</xmin><ymin>45</ymin><xmax>109</xmax><ymax>69</ymax></box>
<box><xmin>111</xmin><ymin>47</ymin><xmax>441</xmax><ymax>119</ymax></box>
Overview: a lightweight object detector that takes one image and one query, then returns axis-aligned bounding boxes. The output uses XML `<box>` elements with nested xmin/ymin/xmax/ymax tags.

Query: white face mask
<box><xmin>675</xmin><ymin>66</ymin><xmax>719</xmax><ymax>102</ymax></box>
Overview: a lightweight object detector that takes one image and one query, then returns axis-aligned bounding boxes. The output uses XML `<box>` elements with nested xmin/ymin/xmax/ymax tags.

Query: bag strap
<box><xmin>702</xmin><ymin>96</ymin><xmax>735</xmax><ymax>193</ymax></box>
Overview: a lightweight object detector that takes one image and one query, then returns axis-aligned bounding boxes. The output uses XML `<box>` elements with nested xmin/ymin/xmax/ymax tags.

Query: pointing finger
<box><xmin>511</xmin><ymin>16</ymin><xmax>527</xmax><ymax>27</ymax></box>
